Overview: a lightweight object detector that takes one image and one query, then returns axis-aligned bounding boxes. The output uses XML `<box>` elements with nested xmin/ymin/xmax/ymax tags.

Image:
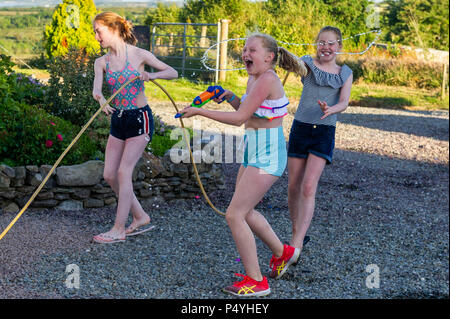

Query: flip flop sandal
<box><xmin>93</xmin><ymin>233</ymin><xmax>126</xmax><ymax>244</ymax></box>
<box><xmin>125</xmin><ymin>224</ymin><xmax>156</xmax><ymax>237</ymax></box>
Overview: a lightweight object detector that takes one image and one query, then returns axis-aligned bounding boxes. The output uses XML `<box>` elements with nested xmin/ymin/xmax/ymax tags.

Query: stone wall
<box><xmin>0</xmin><ymin>150</ymin><xmax>225</xmax><ymax>214</ymax></box>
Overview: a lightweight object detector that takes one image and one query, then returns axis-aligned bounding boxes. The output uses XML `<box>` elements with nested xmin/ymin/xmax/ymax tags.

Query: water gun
<box><xmin>175</xmin><ymin>85</ymin><xmax>225</xmax><ymax>118</ymax></box>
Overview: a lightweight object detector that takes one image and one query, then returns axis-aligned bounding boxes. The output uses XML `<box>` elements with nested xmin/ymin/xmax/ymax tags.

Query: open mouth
<box><xmin>244</xmin><ymin>59</ymin><xmax>253</xmax><ymax>68</ymax></box>
<box><xmin>320</xmin><ymin>51</ymin><xmax>333</xmax><ymax>57</ymax></box>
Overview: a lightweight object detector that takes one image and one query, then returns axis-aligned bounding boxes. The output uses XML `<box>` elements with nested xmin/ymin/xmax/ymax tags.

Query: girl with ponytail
<box><xmin>179</xmin><ymin>33</ymin><xmax>306</xmax><ymax>297</ymax></box>
<box><xmin>91</xmin><ymin>12</ymin><xmax>177</xmax><ymax>243</ymax></box>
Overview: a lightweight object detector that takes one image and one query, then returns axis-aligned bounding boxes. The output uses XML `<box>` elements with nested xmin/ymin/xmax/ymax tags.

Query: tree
<box><xmin>383</xmin><ymin>0</ymin><xmax>449</xmax><ymax>50</ymax></box>
<box><xmin>144</xmin><ymin>3</ymin><xmax>181</xmax><ymax>26</ymax></box>
<box><xmin>322</xmin><ymin>0</ymin><xmax>371</xmax><ymax>36</ymax></box>
<box><xmin>43</xmin><ymin>0</ymin><xmax>99</xmax><ymax>58</ymax></box>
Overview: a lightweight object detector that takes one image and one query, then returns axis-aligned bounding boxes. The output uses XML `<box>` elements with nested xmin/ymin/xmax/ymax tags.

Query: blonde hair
<box><xmin>315</xmin><ymin>26</ymin><xmax>343</xmax><ymax>46</ymax></box>
<box><xmin>247</xmin><ymin>33</ymin><xmax>307</xmax><ymax>77</ymax></box>
<box><xmin>93</xmin><ymin>12</ymin><xmax>137</xmax><ymax>45</ymax></box>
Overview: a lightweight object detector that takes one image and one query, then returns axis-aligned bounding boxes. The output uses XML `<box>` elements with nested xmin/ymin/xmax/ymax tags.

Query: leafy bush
<box><xmin>44</xmin><ymin>47</ymin><xmax>106</xmax><ymax>126</ymax></box>
<box><xmin>342</xmin><ymin>57</ymin><xmax>444</xmax><ymax>89</ymax></box>
<box><xmin>0</xmin><ymin>101</ymin><xmax>101</xmax><ymax>167</ymax></box>
<box><xmin>0</xmin><ymin>53</ymin><xmax>101</xmax><ymax>166</ymax></box>
<box><xmin>148</xmin><ymin>113</ymin><xmax>181</xmax><ymax>157</ymax></box>
<box><xmin>43</xmin><ymin>0</ymin><xmax>99</xmax><ymax>58</ymax></box>
<box><xmin>0</xmin><ymin>54</ymin><xmax>46</xmax><ymax>106</ymax></box>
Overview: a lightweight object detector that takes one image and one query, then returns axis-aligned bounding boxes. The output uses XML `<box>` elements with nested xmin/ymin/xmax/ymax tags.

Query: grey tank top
<box><xmin>294</xmin><ymin>55</ymin><xmax>353</xmax><ymax>126</ymax></box>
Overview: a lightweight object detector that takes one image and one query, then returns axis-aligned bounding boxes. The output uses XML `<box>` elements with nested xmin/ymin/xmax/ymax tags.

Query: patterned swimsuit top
<box><xmin>241</xmin><ymin>93</ymin><xmax>290</xmax><ymax>121</ymax></box>
<box><xmin>105</xmin><ymin>45</ymin><xmax>145</xmax><ymax>110</ymax></box>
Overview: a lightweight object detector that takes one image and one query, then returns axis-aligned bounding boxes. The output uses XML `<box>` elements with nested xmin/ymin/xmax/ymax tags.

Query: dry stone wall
<box><xmin>0</xmin><ymin>151</ymin><xmax>225</xmax><ymax>213</ymax></box>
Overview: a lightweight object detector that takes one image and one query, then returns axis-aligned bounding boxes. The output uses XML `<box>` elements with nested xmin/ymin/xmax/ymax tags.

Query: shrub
<box><xmin>342</xmin><ymin>57</ymin><xmax>444</xmax><ymax>89</ymax></box>
<box><xmin>0</xmin><ymin>101</ymin><xmax>101</xmax><ymax>167</ymax></box>
<box><xmin>0</xmin><ymin>54</ymin><xmax>46</xmax><ymax>106</ymax></box>
<box><xmin>0</xmin><ymin>53</ymin><xmax>101</xmax><ymax>166</ymax></box>
<box><xmin>44</xmin><ymin>47</ymin><xmax>106</xmax><ymax>126</ymax></box>
<box><xmin>43</xmin><ymin>0</ymin><xmax>99</xmax><ymax>58</ymax></box>
<box><xmin>147</xmin><ymin>113</ymin><xmax>182</xmax><ymax>157</ymax></box>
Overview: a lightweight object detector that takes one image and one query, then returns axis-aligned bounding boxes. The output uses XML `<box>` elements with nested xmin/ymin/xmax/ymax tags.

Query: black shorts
<box><xmin>288</xmin><ymin>119</ymin><xmax>336</xmax><ymax>164</ymax></box>
<box><xmin>110</xmin><ymin>105</ymin><xmax>154</xmax><ymax>141</ymax></box>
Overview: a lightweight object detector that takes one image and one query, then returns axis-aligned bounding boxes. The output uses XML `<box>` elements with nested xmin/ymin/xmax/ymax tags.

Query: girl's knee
<box><xmin>301</xmin><ymin>181</ymin><xmax>317</xmax><ymax>198</ymax></box>
<box><xmin>225</xmin><ymin>209</ymin><xmax>246</xmax><ymax>226</ymax></box>
<box><xmin>117</xmin><ymin>167</ymin><xmax>133</xmax><ymax>183</ymax></box>
<box><xmin>103</xmin><ymin>170</ymin><xmax>116</xmax><ymax>185</ymax></box>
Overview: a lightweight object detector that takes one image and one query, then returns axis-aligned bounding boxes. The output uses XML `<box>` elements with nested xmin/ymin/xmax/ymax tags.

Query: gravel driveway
<box><xmin>0</xmin><ymin>104</ymin><xmax>448</xmax><ymax>299</ymax></box>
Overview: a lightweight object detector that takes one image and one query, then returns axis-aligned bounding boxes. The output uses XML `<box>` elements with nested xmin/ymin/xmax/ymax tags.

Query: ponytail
<box><xmin>94</xmin><ymin>12</ymin><xmax>137</xmax><ymax>45</ymax></box>
<box><xmin>118</xmin><ymin>17</ymin><xmax>137</xmax><ymax>45</ymax></box>
<box><xmin>277</xmin><ymin>47</ymin><xmax>307</xmax><ymax>77</ymax></box>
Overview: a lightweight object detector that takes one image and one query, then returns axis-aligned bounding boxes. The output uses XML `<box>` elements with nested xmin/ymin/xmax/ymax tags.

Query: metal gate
<box><xmin>150</xmin><ymin>22</ymin><xmax>220</xmax><ymax>82</ymax></box>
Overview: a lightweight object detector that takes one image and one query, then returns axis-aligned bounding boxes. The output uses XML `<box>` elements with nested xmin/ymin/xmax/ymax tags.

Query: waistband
<box><xmin>244</xmin><ymin>126</ymin><xmax>284</xmax><ymax>134</ymax></box>
<box><xmin>113</xmin><ymin>105</ymin><xmax>151</xmax><ymax>116</ymax></box>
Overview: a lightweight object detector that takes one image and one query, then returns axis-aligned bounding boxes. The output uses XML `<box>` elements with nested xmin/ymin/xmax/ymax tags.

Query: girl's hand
<box><xmin>179</xmin><ymin>106</ymin><xmax>200</xmax><ymax>118</ymax></box>
<box><xmin>318</xmin><ymin>100</ymin><xmax>333</xmax><ymax>119</ymax></box>
<box><xmin>102</xmin><ymin>103</ymin><xmax>115</xmax><ymax>115</ymax></box>
<box><xmin>95</xmin><ymin>94</ymin><xmax>115</xmax><ymax>116</ymax></box>
<box><xmin>213</xmin><ymin>90</ymin><xmax>233</xmax><ymax>104</ymax></box>
<box><xmin>139</xmin><ymin>71</ymin><xmax>156</xmax><ymax>82</ymax></box>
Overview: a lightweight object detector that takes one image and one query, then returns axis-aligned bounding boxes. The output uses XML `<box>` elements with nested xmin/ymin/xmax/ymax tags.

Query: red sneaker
<box><xmin>269</xmin><ymin>244</ymin><xmax>300</xmax><ymax>279</ymax></box>
<box><xmin>223</xmin><ymin>274</ymin><xmax>271</xmax><ymax>297</ymax></box>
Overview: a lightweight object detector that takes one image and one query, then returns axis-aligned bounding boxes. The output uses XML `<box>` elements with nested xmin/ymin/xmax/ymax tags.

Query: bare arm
<box><xmin>213</xmin><ymin>89</ymin><xmax>241</xmax><ymax>111</ymax></box>
<box><xmin>318</xmin><ymin>73</ymin><xmax>353</xmax><ymax>119</ymax></box>
<box><xmin>92</xmin><ymin>57</ymin><xmax>115</xmax><ymax>115</ymax></box>
<box><xmin>180</xmin><ymin>72</ymin><xmax>275</xmax><ymax>126</ymax></box>
<box><xmin>138</xmin><ymin>49</ymin><xmax>178</xmax><ymax>81</ymax></box>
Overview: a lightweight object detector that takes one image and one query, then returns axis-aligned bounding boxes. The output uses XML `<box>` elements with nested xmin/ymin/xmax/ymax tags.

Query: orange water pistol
<box><xmin>175</xmin><ymin>85</ymin><xmax>225</xmax><ymax>118</ymax></box>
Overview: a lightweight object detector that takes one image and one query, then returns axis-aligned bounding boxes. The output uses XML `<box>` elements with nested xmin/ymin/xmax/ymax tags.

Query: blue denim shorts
<box><xmin>110</xmin><ymin>105</ymin><xmax>154</xmax><ymax>141</ymax></box>
<box><xmin>288</xmin><ymin>119</ymin><xmax>335</xmax><ymax>164</ymax></box>
<box><xmin>242</xmin><ymin>126</ymin><xmax>287</xmax><ymax>177</ymax></box>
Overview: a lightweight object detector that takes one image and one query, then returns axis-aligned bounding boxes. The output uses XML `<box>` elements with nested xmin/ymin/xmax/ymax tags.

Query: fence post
<box><xmin>442</xmin><ymin>63</ymin><xmax>447</xmax><ymax>99</ymax></box>
<box><xmin>182</xmin><ymin>24</ymin><xmax>187</xmax><ymax>78</ymax></box>
<box><xmin>215</xmin><ymin>21</ymin><xmax>221</xmax><ymax>84</ymax></box>
<box><xmin>200</xmin><ymin>25</ymin><xmax>208</xmax><ymax>47</ymax></box>
<box><xmin>219</xmin><ymin>19</ymin><xmax>230</xmax><ymax>82</ymax></box>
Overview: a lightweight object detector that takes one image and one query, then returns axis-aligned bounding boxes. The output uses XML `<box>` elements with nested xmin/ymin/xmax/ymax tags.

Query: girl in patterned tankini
<box><xmin>92</xmin><ymin>12</ymin><xmax>178</xmax><ymax>243</ymax></box>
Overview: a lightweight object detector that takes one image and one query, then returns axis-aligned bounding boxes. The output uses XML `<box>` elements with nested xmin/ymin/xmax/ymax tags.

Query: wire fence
<box><xmin>150</xmin><ymin>22</ymin><xmax>220</xmax><ymax>82</ymax></box>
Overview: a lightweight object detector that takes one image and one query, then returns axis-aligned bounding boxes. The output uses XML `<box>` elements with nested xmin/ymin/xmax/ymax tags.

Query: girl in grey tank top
<box><xmin>287</xmin><ymin>26</ymin><xmax>353</xmax><ymax>255</ymax></box>
<box><xmin>295</xmin><ymin>54</ymin><xmax>353</xmax><ymax>126</ymax></box>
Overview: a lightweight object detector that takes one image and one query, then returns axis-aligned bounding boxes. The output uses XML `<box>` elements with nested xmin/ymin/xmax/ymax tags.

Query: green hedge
<box><xmin>0</xmin><ymin>102</ymin><xmax>102</xmax><ymax>167</ymax></box>
<box><xmin>342</xmin><ymin>57</ymin><xmax>444</xmax><ymax>89</ymax></box>
<box><xmin>0</xmin><ymin>53</ymin><xmax>101</xmax><ymax>166</ymax></box>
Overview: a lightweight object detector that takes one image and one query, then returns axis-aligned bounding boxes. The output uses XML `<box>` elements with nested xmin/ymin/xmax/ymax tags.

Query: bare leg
<box><xmin>233</xmin><ymin>166</ymin><xmax>284</xmax><ymax>258</ymax></box>
<box><xmin>246</xmin><ymin>209</ymin><xmax>283</xmax><ymax>255</ymax></box>
<box><xmin>226</xmin><ymin>166</ymin><xmax>284</xmax><ymax>281</ymax></box>
<box><xmin>288</xmin><ymin>154</ymin><xmax>326</xmax><ymax>250</ymax></box>
<box><xmin>101</xmin><ymin>134</ymin><xmax>150</xmax><ymax>238</ymax></box>
<box><xmin>103</xmin><ymin>134</ymin><xmax>150</xmax><ymax>228</ymax></box>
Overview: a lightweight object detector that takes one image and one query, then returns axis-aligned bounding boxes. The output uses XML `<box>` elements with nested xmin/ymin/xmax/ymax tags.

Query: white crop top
<box><xmin>241</xmin><ymin>94</ymin><xmax>290</xmax><ymax>121</ymax></box>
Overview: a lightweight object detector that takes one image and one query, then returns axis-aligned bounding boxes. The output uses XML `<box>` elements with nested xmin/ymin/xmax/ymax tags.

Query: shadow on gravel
<box><xmin>338</xmin><ymin>111</ymin><xmax>449</xmax><ymax>141</ymax></box>
<box><xmin>349</xmin><ymin>96</ymin><xmax>414</xmax><ymax>109</ymax></box>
